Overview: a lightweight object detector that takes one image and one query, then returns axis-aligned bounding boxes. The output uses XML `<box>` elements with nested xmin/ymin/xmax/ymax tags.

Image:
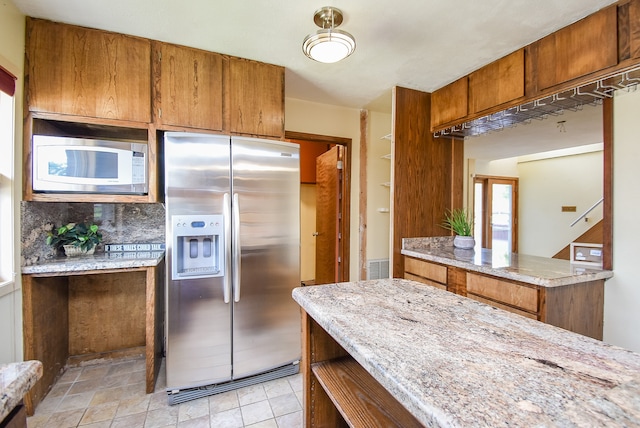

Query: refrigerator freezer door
<box><xmin>231</xmin><ymin>137</ymin><xmax>301</xmax><ymax>379</ymax></box>
<box><xmin>165</xmin><ymin>132</ymin><xmax>233</xmax><ymax>389</ymax></box>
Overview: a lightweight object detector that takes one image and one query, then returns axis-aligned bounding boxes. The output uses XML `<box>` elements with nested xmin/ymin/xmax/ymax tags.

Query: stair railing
<box><xmin>570</xmin><ymin>197</ymin><xmax>604</xmax><ymax>227</ymax></box>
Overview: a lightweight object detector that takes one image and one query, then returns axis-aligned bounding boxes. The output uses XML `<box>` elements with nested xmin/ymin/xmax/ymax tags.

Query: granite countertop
<box><xmin>0</xmin><ymin>360</ymin><xmax>42</xmax><ymax>420</ymax></box>
<box><xmin>293</xmin><ymin>279</ymin><xmax>640</xmax><ymax>427</ymax></box>
<box><xmin>402</xmin><ymin>237</ymin><xmax>613</xmax><ymax>287</ymax></box>
<box><xmin>21</xmin><ymin>251</ymin><xmax>165</xmax><ymax>275</ymax></box>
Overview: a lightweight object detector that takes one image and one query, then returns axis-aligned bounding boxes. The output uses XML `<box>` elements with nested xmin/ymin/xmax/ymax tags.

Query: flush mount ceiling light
<box><xmin>302</xmin><ymin>6</ymin><xmax>356</xmax><ymax>63</ymax></box>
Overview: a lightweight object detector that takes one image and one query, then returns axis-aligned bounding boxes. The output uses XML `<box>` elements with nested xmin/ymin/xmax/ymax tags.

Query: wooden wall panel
<box><xmin>469</xmin><ymin>50</ymin><xmax>525</xmax><ymax>114</ymax></box>
<box><xmin>68</xmin><ymin>272</ymin><xmax>146</xmax><ymax>355</ymax></box>
<box><xmin>22</xmin><ymin>275</ymin><xmax>69</xmax><ymax>415</ymax></box>
<box><xmin>536</xmin><ymin>7</ymin><xmax>618</xmax><ymax>90</ymax></box>
<box><xmin>540</xmin><ymin>280</ymin><xmax>604</xmax><ymax>340</ymax></box>
<box><xmin>392</xmin><ymin>87</ymin><xmax>462</xmax><ymax>278</ymax></box>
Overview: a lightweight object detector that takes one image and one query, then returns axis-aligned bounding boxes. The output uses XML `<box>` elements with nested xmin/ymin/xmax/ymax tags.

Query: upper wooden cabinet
<box><xmin>431</xmin><ymin>77</ymin><xmax>468</xmax><ymax>129</ymax></box>
<box><xmin>535</xmin><ymin>6</ymin><xmax>618</xmax><ymax>91</ymax></box>
<box><xmin>25</xmin><ymin>18</ymin><xmax>151</xmax><ymax>123</ymax></box>
<box><xmin>225</xmin><ymin>58</ymin><xmax>285</xmax><ymax>138</ymax></box>
<box><xmin>469</xmin><ymin>50</ymin><xmax>524</xmax><ymax>114</ymax></box>
<box><xmin>153</xmin><ymin>42</ymin><xmax>223</xmax><ymax>131</ymax></box>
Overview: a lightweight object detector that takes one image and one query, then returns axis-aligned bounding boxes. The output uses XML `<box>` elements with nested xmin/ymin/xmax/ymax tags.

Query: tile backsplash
<box><xmin>21</xmin><ymin>202</ymin><xmax>165</xmax><ymax>266</ymax></box>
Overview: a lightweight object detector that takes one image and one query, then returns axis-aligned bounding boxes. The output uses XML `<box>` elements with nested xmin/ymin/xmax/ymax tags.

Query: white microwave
<box><xmin>32</xmin><ymin>135</ymin><xmax>148</xmax><ymax>194</ymax></box>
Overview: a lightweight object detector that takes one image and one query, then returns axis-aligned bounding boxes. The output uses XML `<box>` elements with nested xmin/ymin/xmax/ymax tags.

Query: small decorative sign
<box><xmin>570</xmin><ymin>242</ymin><xmax>603</xmax><ymax>267</ymax></box>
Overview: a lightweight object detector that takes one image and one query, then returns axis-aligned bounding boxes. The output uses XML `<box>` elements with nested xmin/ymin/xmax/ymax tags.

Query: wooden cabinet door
<box><xmin>154</xmin><ymin>42</ymin><xmax>223</xmax><ymax>130</ymax></box>
<box><xmin>26</xmin><ymin>18</ymin><xmax>151</xmax><ymax>123</ymax></box>
<box><xmin>469</xmin><ymin>50</ymin><xmax>524</xmax><ymax>114</ymax></box>
<box><xmin>536</xmin><ymin>7</ymin><xmax>617</xmax><ymax>91</ymax></box>
<box><xmin>431</xmin><ymin>77</ymin><xmax>468</xmax><ymax>130</ymax></box>
<box><xmin>225</xmin><ymin>58</ymin><xmax>284</xmax><ymax>138</ymax></box>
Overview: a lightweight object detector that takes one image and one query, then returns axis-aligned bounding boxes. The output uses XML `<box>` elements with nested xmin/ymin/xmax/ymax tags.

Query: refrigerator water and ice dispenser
<box><xmin>172</xmin><ymin>214</ymin><xmax>224</xmax><ymax>280</ymax></box>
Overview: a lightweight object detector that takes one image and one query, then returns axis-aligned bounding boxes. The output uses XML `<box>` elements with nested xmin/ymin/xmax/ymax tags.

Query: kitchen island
<box><xmin>21</xmin><ymin>252</ymin><xmax>164</xmax><ymax>415</ymax></box>
<box><xmin>293</xmin><ymin>279</ymin><xmax>640</xmax><ymax>427</ymax></box>
<box><xmin>401</xmin><ymin>237</ymin><xmax>613</xmax><ymax>339</ymax></box>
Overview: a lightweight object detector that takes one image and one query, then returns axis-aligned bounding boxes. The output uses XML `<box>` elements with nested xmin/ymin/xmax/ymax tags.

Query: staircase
<box><xmin>553</xmin><ymin>220</ymin><xmax>603</xmax><ymax>260</ymax></box>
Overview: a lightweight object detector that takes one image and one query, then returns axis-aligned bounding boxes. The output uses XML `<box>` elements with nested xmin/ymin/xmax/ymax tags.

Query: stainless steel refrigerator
<box><xmin>164</xmin><ymin>132</ymin><xmax>301</xmax><ymax>405</ymax></box>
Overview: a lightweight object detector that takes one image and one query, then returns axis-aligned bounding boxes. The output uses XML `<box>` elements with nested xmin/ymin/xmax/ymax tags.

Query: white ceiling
<box><xmin>11</xmin><ymin>0</ymin><xmax>618</xmax><ymax>113</ymax></box>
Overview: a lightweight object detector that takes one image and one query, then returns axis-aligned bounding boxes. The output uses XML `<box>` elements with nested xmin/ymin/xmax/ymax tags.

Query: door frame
<box><xmin>474</xmin><ymin>175</ymin><xmax>519</xmax><ymax>252</ymax></box>
<box><xmin>286</xmin><ymin>131</ymin><xmax>352</xmax><ymax>282</ymax></box>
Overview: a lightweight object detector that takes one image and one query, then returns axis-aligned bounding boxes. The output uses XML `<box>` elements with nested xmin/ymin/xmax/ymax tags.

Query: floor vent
<box><xmin>167</xmin><ymin>361</ymin><xmax>299</xmax><ymax>406</ymax></box>
<box><xmin>367</xmin><ymin>259</ymin><xmax>389</xmax><ymax>280</ymax></box>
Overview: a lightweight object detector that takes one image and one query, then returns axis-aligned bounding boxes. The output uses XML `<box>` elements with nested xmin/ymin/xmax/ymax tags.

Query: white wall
<box><xmin>518</xmin><ymin>150</ymin><xmax>603</xmax><ymax>257</ymax></box>
<box><xmin>366</xmin><ymin>111</ymin><xmax>392</xmax><ymax>261</ymax></box>
<box><xmin>0</xmin><ymin>0</ymin><xmax>25</xmax><ymax>363</ymax></box>
<box><xmin>285</xmin><ymin>98</ymin><xmax>362</xmax><ymax>281</ymax></box>
<box><xmin>605</xmin><ymin>88</ymin><xmax>640</xmax><ymax>352</ymax></box>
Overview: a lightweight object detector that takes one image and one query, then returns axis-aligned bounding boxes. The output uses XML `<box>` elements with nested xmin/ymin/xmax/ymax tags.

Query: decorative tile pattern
<box><xmin>26</xmin><ymin>358</ymin><xmax>303</xmax><ymax>427</ymax></box>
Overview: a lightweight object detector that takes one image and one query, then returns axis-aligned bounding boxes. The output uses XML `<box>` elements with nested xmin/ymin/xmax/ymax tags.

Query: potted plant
<box><xmin>441</xmin><ymin>208</ymin><xmax>475</xmax><ymax>249</ymax></box>
<box><xmin>46</xmin><ymin>222</ymin><xmax>102</xmax><ymax>256</ymax></box>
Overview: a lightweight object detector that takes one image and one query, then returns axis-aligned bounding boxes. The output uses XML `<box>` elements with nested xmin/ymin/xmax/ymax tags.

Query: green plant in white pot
<box><xmin>46</xmin><ymin>222</ymin><xmax>102</xmax><ymax>256</ymax></box>
<box><xmin>441</xmin><ymin>208</ymin><xmax>475</xmax><ymax>249</ymax></box>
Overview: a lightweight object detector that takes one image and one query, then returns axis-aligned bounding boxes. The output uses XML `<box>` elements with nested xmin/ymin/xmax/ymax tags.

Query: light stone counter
<box><xmin>0</xmin><ymin>360</ymin><xmax>42</xmax><ymax>421</ymax></box>
<box><xmin>402</xmin><ymin>237</ymin><xmax>613</xmax><ymax>287</ymax></box>
<box><xmin>21</xmin><ymin>251</ymin><xmax>164</xmax><ymax>275</ymax></box>
<box><xmin>293</xmin><ymin>279</ymin><xmax>640</xmax><ymax>427</ymax></box>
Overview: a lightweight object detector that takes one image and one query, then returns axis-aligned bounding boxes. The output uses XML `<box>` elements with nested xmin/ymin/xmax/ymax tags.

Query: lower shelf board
<box><xmin>311</xmin><ymin>356</ymin><xmax>423</xmax><ymax>428</ymax></box>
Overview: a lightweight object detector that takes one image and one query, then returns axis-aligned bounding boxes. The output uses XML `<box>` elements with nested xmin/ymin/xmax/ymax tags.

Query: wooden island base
<box><xmin>302</xmin><ymin>310</ymin><xmax>422</xmax><ymax>427</ymax></box>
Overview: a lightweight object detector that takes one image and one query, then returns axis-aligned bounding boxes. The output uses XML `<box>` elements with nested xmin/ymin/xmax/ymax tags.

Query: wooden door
<box><xmin>315</xmin><ymin>146</ymin><xmax>343</xmax><ymax>284</ymax></box>
<box><xmin>154</xmin><ymin>42</ymin><xmax>223</xmax><ymax>130</ymax></box>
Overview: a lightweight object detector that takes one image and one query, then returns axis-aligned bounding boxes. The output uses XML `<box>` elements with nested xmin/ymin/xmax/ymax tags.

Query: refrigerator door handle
<box><xmin>233</xmin><ymin>193</ymin><xmax>241</xmax><ymax>302</ymax></box>
<box><xmin>223</xmin><ymin>193</ymin><xmax>232</xmax><ymax>304</ymax></box>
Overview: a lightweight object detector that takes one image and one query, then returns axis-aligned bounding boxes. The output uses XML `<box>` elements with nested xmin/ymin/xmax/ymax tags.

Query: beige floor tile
<box><xmin>57</xmin><ymin>391</ymin><xmax>95</xmax><ymax>412</ymax></box>
<box><xmin>178</xmin><ymin>396</ymin><xmax>210</xmax><ymax>421</ymax></box>
<box><xmin>78</xmin><ymin>364</ymin><xmax>111</xmax><ymax>381</ymax></box>
<box><xmin>79</xmin><ymin>401</ymin><xmax>119</xmax><ymax>425</ymax></box>
<box><xmin>237</xmin><ymin>384</ymin><xmax>267</xmax><ymax>406</ymax></box>
<box><xmin>144</xmin><ymin>405</ymin><xmax>179</xmax><ymax>427</ymax></box>
<box><xmin>240</xmin><ymin>400</ymin><xmax>274</xmax><ymax>426</ymax></box>
<box><xmin>25</xmin><ymin>358</ymin><xmax>304</xmax><ymax>428</ymax></box>
<box><xmin>46</xmin><ymin>408</ymin><xmax>86</xmax><ymax>428</ymax></box>
<box><xmin>177</xmin><ymin>414</ymin><xmax>212</xmax><ymax>427</ymax></box>
<box><xmin>268</xmin><ymin>392</ymin><xmax>301</xmax><ymax>417</ymax></box>
<box><xmin>68</xmin><ymin>377</ymin><xmax>107</xmax><ymax>395</ymax></box>
<box><xmin>210</xmin><ymin>407</ymin><xmax>244</xmax><ymax>428</ymax></box>
<box><xmin>57</xmin><ymin>367</ymin><xmax>83</xmax><ymax>384</ymax></box>
<box><xmin>110</xmin><ymin>411</ymin><xmax>147</xmax><ymax>428</ymax></box>
<box><xmin>275</xmin><ymin>410</ymin><xmax>302</xmax><ymax>428</ymax></box>
<box><xmin>209</xmin><ymin>390</ymin><xmax>240</xmax><ymax>413</ymax></box>
<box><xmin>115</xmin><ymin>394</ymin><xmax>151</xmax><ymax>418</ymax></box>
<box><xmin>246</xmin><ymin>419</ymin><xmax>277</xmax><ymax>428</ymax></box>
<box><xmin>263</xmin><ymin>378</ymin><xmax>293</xmax><ymax>399</ymax></box>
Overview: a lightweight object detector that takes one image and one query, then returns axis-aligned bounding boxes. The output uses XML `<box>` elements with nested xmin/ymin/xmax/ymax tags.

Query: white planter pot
<box><xmin>63</xmin><ymin>244</ymin><xmax>95</xmax><ymax>257</ymax></box>
<box><xmin>453</xmin><ymin>235</ymin><xmax>475</xmax><ymax>250</ymax></box>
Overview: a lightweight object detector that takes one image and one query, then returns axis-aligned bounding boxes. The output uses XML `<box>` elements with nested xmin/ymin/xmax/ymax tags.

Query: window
<box><xmin>0</xmin><ymin>89</ymin><xmax>15</xmax><ymax>293</ymax></box>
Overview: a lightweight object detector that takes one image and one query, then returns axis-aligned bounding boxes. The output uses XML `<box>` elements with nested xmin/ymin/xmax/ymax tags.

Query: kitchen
<box><xmin>2</xmin><ymin>0</ymin><xmax>640</xmax><ymax>427</ymax></box>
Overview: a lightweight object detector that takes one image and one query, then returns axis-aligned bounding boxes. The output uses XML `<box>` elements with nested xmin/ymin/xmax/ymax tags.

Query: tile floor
<box><xmin>26</xmin><ymin>357</ymin><xmax>303</xmax><ymax>428</ymax></box>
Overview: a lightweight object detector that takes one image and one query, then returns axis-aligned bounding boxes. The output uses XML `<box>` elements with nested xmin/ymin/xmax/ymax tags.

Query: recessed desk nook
<box><xmin>21</xmin><ymin>254</ymin><xmax>164</xmax><ymax>415</ymax></box>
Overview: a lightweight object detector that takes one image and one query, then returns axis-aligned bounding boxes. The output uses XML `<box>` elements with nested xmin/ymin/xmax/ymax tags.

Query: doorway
<box><xmin>474</xmin><ymin>176</ymin><xmax>518</xmax><ymax>253</ymax></box>
<box><xmin>286</xmin><ymin>131</ymin><xmax>351</xmax><ymax>285</ymax></box>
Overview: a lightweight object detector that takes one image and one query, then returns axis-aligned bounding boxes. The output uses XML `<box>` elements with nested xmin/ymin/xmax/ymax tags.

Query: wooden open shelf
<box><xmin>311</xmin><ymin>356</ymin><xmax>422</xmax><ymax>428</ymax></box>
